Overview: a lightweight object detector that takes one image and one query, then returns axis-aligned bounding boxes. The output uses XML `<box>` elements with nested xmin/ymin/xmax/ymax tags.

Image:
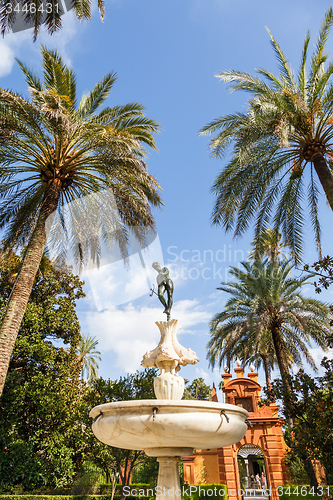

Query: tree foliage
<box><xmin>207</xmin><ymin>259</ymin><xmax>331</xmax><ymax>371</ymax></box>
<box><xmin>0</xmin><ymin>0</ymin><xmax>105</xmax><ymax>41</ymax></box>
<box><xmin>77</xmin><ymin>335</ymin><xmax>101</xmax><ymax>381</ymax></box>
<box><xmin>263</xmin><ymin>357</ymin><xmax>333</xmax><ymax>486</ymax></box>
<box><xmin>304</xmin><ymin>255</ymin><xmax>333</xmax><ymax>294</ymax></box>
<box><xmin>183</xmin><ymin>377</ymin><xmax>212</xmax><ymax>400</ymax></box>
<box><xmin>207</xmin><ymin>258</ymin><xmax>332</xmax><ymax>408</ymax></box>
<box><xmin>86</xmin><ymin>369</ymin><xmax>157</xmax><ymax>487</ymax></box>
<box><xmin>0</xmin><ymin>254</ymin><xmax>88</xmax><ymax>491</ymax></box>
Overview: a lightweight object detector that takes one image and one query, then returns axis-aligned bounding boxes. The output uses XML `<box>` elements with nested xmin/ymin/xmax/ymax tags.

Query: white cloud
<box><xmin>83</xmin><ymin>234</ymin><xmax>164</xmax><ymax>310</ymax></box>
<box><xmin>37</xmin><ymin>11</ymin><xmax>78</xmax><ymax>66</ymax></box>
<box><xmin>308</xmin><ymin>347</ymin><xmax>333</xmax><ymax>367</ymax></box>
<box><xmin>0</xmin><ymin>29</ymin><xmax>32</xmax><ymax>78</ymax></box>
<box><xmin>0</xmin><ymin>39</ymin><xmax>15</xmax><ymax>77</ymax></box>
<box><xmin>172</xmin><ymin>299</ymin><xmax>211</xmax><ymax>332</ymax></box>
<box><xmin>195</xmin><ymin>367</ymin><xmax>209</xmax><ymax>380</ymax></box>
<box><xmin>0</xmin><ymin>10</ymin><xmax>78</xmax><ymax>81</ymax></box>
<box><xmin>85</xmin><ymin>299</ymin><xmax>212</xmax><ymax>373</ymax></box>
<box><xmin>194</xmin><ymin>366</ymin><xmax>221</xmax><ymax>386</ymax></box>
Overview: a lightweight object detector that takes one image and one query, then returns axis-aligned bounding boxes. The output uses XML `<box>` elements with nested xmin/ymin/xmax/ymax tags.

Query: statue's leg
<box><xmin>158</xmin><ymin>285</ymin><xmax>168</xmax><ymax>312</ymax></box>
<box><xmin>165</xmin><ymin>288</ymin><xmax>173</xmax><ymax>314</ymax></box>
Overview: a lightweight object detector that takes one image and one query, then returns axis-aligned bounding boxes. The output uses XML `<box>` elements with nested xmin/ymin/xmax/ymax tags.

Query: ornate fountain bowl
<box><xmin>89</xmin><ymin>399</ymin><xmax>248</xmax><ymax>453</ymax></box>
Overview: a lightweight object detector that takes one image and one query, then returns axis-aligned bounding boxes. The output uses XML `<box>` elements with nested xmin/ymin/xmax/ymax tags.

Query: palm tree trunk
<box><xmin>226</xmin><ymin>353</ymin><xmax>231</xmax><ymax>373</ymax></box>
<box><xmin>261</xmin><ymin>354</ymin><xmax>270</xmax><ymax>386</ymax></box>
<box><xmin>270</xmin><ymin>322</ymin><xmax>294</xmax><ymax>427</ymax></box>
<box><xmin>313</xmin><ymin>154</ymin><xmax>333</xmax><ymax>210</ymax></box>
<box><xmin>270</xmin><ymin>324</ymin><xmax>290</xmax><ymax>380</ymax></box>
<box><xmin>0</xmin><ymin>180</ymin><xmax>61</xmax><ymax>396</ymax></box>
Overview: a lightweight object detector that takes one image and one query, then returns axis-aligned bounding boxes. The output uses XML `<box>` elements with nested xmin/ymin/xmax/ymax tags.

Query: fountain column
<box><xmin>157</xmin><ymin>457</ymin><xmax>181</xmax><ymax>500</ymax></box>
<box><xmin>145</xmin><ymin>447</ymin><xmax>194</xmax><ymax>500</ymax></box>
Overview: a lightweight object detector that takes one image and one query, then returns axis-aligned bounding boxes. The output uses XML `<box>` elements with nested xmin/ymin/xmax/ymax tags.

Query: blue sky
<box><xmin>1</xmin><ymin>0</ymin><xmax>333</xmax><ymax>397</ymax></box>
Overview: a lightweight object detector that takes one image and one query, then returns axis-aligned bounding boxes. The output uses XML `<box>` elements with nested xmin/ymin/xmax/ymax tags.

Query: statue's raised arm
<box><xmin>152</xmin><ymin>262</ymin><xmax>174</xmax><ymax>321</ymax></box>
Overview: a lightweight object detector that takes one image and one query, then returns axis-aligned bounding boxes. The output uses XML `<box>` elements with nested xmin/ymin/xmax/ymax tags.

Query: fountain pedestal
<box><xmin>157</xmin><ymin>457</ymin><xmax>181</xmax><ymax>500</ymax></box>
<box><xmin>145</xmin><ymin>448</ymin><xmax>193</xmax><ymax>500</ymax></box>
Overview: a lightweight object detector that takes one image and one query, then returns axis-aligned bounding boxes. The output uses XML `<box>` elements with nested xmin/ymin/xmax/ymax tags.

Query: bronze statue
<box><xmin>152</xmin><ymin>262</ymin><xmax>174</xmax><ymax>321</ymax></box>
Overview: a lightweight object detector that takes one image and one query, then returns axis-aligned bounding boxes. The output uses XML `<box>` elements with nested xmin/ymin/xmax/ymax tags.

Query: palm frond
<box><xmin>76</xmin><ymin>72</ymin><xmax>117</xmax><ymax>121</ymax></box>
<box><xmin>298</xmin><ymin>31</ymin><xmax>311</xmax><ymax>97</ymax></box>
<box><xmin>266</xmin><ymin>28</ymin><xmax>295</xmax><ymax>88</ymax></box>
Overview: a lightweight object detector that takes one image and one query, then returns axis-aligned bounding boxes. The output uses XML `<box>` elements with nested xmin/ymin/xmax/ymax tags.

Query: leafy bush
<box><xmin>284</xmin><ymin>454</ymin><xmax>309</xmax><ymax>485</ymax></box>
<box><xmin>71</xmin><ymin>462</ymin><xmax>105</xmax><ymax>495</ymax></box>
<box><xmin>0</xmin><ymin>496</ymin><xmax>111</xmax><ymax>500</ymax></box>
<box><xmin>0</xmin><ymin>484</ymin><xmax>228</xmax><ymax>500</ymax></box>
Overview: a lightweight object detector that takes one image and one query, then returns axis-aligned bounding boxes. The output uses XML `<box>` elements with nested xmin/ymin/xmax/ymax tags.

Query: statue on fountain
<box><xmin>152</xmin><ymin>262</ymin><xmax>174</xmax><ymax>321</ymax></box>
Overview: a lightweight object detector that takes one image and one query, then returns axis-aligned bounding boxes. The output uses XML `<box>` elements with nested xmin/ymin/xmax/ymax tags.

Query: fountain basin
<box><xmin>90</xmin><ymin>399</ymin><xmax>248</xmax><ymax>451</ymax></box>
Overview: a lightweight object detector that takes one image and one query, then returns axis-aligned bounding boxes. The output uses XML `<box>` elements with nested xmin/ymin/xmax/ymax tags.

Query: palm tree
<box><xmin>207</xmin><ymin>260</ymin><xmax>332</xmax><ymax>392</ymax></box>
<box><xmin>0</xmin><ymin>47</ymin><xmax>162</xmax><ymax>396</ymax></box>
<box><xmin>0</xmin><ymin>0</ymin><xmax>105</xmax><ymax>41</ymax></box>
<box><xmin>211</xmin><ymin>326</ymin><xmax>278</xmax><ymax>385</ymax></box>
<box><xmin>200</xmin><ymin>8</ymin><xmax>333</xmax><ymax>259</ymax></box>
<box><xmin>248</xmin><ymin>228</ymin><xmax>288</xmax><ymax>265</ymax></box>
<box><xmin>77</xmin><ymin>334</ymin><xmax>101</xmax><ymax>381</ymax></box>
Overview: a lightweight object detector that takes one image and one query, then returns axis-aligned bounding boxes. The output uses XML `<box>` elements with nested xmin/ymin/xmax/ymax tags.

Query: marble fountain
<box><xmin>89</xmin><ymin>318</ymin><xmax>249</xmax><ymax>500</ymax></box>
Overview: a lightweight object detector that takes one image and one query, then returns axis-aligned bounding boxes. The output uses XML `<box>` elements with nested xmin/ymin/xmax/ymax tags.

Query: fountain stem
<box><xmin>156</xmin><ymin>457</ymin><xmax>181</xmax><ymax>500</ymax></box>
<box><xmin>145</xmin><ymin>447</ymin><xmax>193</xmax><ymax>500</ymax></box>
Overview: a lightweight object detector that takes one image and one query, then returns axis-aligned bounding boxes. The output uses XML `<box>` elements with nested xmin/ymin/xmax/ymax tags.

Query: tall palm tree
<box><xmin>207</xmin><ymin>260</ymin><xmax>332</xmax><ymax>392</ymax></box>
<box><xmin>0</xmin><ymin>47</ymin><xmax>162</xmax><ymax>396</ymax></box>
<box><xmin>200</xmin><ymin>8</ymin><xmax>333</xmax><ymax>259</ymax></box>
<box><xmin>77</xmin><ymin>334</ymin><xmax>101</xmax><ymax>381</ymax></box>
<box><xmin>0</xmin><ymin>0</ymin><xmax>105</xmax><ymax>41</ymax></box>
<box><xmin>248</xmin><ymin>228</ymin><xmax>288</xmax><ymax>265</ymax></box>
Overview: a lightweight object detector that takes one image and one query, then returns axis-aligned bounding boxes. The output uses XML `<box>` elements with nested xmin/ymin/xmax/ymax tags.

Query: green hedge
<box><xmin>277</xmin><ymin>485</ymin><xmax>333</xmax><ymax>499</ymax></box>
<box><xmin>0</xmin><ymin>497</ymin><xmax>151</xmax><ymax>500</ymax></box>
<box><xmin>0</xmin><ymin>484</ymin><xmax>227</xmax><ymax>500</ymax></box>
<box><xmin>0</xmin><ymin>497</ymin><xmax>113</xmax><ymax>500</ymax></box>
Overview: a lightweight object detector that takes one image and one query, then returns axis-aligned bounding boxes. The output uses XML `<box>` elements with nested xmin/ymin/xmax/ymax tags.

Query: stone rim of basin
<box><xmin>89</xmin><ymin>399</ymin><xmax>249</xmax><ymax>418</ymax></box>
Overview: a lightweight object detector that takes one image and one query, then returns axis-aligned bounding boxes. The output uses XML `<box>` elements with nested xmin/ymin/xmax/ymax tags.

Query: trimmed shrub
<box><xmin>0</xmin><ymin>484</ymin><xmax>228</xmax><ymax>500</ymax></box>
<box><xmin>0</xmin><ymin>495</ymin><xmax>152</xmax><ymax>500</ymax></box>
<box><xmin>0</xmin><ymin>497</ymin><xmax>111</xmax><ymax>500</ymax></box>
